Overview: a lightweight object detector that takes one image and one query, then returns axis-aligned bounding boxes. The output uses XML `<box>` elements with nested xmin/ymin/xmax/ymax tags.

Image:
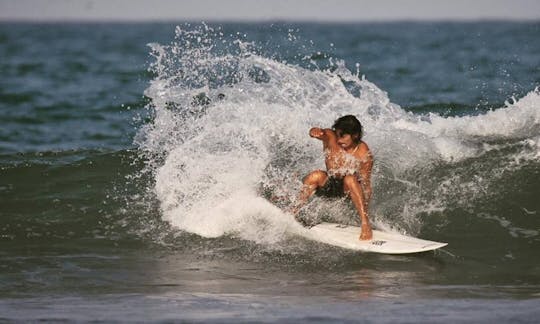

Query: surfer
<box><xmin>292</xmin><ymin>115</ymin><xmax>373</xmax><ymax>240</ymax></box>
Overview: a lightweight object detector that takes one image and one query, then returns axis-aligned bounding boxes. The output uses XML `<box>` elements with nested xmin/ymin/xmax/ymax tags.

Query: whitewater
<box><xmin>137</xmin><ymin>24</ymin><xmax>540</xmax><ymax>245</ymax></box>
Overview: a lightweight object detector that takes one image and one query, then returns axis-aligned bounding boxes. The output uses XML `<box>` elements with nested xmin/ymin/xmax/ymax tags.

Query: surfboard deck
<box><xmin>300</xmin><ymin>222</ymin><xmax>447</xmax><ymax>254</ymax></box>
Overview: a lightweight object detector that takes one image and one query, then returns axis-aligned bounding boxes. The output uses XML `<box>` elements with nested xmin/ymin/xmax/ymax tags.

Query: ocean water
<box><xmin>1</xmin><ymin>21</ymin><xmax>539</xmax><ymax>322</ymax></box>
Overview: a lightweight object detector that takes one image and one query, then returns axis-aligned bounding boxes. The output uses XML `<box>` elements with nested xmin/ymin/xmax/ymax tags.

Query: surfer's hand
<box><xmin>359</xmin><ymin>223</ymin><xmax>373</xmax><ymax>241</ymax></box>
<box><xmin>309</xmin><ymin>127</ymin><xmax>324</xmax><ymax>138</ymax></box>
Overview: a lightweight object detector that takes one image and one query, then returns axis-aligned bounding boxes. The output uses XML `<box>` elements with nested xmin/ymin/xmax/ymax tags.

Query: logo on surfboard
<box><xmin>371</xmin><ymin>240</ymin><xmax>387</xmax><ymax>246</ymax></box>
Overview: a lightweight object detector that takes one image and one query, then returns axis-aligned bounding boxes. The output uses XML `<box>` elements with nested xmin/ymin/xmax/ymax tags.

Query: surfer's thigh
<box><xmin>303</xmin><ymin>170</ymin><xmax>328</xmax><ymax>187</ymax></box>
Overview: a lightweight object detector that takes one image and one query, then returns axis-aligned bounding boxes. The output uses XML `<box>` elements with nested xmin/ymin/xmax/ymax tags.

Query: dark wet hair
<box><xmin>332</xmin><ymin>115</ymin><xmax>363</xmax><ymax>143</ymax></box>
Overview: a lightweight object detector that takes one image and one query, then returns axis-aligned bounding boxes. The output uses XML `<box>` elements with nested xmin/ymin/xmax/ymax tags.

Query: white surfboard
<box><xmin>300</xmin><ymin>222</ymin><xmax>447</xmax><ymax>254</ymax></box>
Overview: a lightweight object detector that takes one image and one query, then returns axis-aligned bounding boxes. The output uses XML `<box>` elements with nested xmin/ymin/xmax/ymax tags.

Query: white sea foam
<box><xmin>137</xmin><ymin>26</ymin><xmax>540</xmax><ymax>241</ymax></box>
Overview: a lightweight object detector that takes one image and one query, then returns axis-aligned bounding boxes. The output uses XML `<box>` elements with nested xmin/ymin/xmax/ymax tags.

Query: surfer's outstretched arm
<box><xmin>309</xmin><ymin>127</ymin><xmax>327</xmax><ymax>139</ymax></box>
<box><xmin>309</xmin><ymin>128</ymin><xmax>337</xmax><ymax>148</ymax></box>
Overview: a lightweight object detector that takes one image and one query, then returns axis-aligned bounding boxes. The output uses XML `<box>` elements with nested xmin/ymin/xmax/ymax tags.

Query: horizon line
<box><xmin>1</xmin><ymin>16</ymin><xmax>540</xmax><ymax>24</ymax></box>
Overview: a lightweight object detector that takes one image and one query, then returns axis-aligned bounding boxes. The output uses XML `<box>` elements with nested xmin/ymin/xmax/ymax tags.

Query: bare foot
<box><xmin>359</xmin><ymin>223</ymin><xmax>373</xmax><ymax>240</ymax></box>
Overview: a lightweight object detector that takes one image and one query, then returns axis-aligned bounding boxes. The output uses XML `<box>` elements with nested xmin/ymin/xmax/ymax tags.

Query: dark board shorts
<box><xmin>315</xmin><ymin>177</ymin><xmax>345</xmax><ymax>198</ymax></box>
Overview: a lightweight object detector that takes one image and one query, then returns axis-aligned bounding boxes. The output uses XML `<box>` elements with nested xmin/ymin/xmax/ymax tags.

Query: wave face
<box><xmin>137</xmin><ymin>24</ymin><xmax>540</xmax><ymax>259</ymax></box>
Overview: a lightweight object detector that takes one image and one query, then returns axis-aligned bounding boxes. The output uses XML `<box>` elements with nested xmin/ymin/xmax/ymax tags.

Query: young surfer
<box><xmin>292</xmin><ymin>115</ymin><xmax>373</xmax><ymax>240</ymax></box>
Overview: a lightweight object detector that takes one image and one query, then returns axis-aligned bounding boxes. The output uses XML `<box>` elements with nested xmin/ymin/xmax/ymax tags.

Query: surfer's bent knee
<box><xmin>303</xmin><ymin>170</ymin><xmax>328</xmax><ymax>187</ymax></box>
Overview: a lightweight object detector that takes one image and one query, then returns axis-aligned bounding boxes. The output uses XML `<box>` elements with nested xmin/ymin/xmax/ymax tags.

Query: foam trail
<box><xmin>138</xmin><ymin>25</ymin><xmax>540</xmax><ymax>242</ymax></box>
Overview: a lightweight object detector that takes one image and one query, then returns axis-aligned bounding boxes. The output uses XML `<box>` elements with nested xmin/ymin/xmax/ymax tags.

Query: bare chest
<box><xmin>324</xmin><ymin>149</ymin><xmax>362</xmax><ymax>176</ymax></box>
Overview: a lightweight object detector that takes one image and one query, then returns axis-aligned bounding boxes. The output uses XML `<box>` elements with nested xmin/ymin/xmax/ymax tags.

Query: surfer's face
<box><xmin>335</xmin><ymin>130</ymin><xmax>355</xmax><ymax>150</ymax></box>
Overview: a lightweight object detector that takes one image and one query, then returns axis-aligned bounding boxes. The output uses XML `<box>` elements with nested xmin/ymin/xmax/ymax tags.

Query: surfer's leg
<box><xmin>301</xmin><ymin>170</ymin><xmax>328</xmax><ymax>199</ymax></box>
<box><xmin>343</xmin><ymin>175</ymin><xmax>373</xmax><ymax>240</ymax></box>
<box><xmin>290</xmin><ymin>170</ymin><xmax>328</xmax><ymax>215</ymax></box>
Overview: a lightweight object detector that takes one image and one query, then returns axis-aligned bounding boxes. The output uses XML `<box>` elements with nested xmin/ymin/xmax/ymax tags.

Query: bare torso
<box><xmin>320</xmin><ymin>130</ymin><xmax>371</xmax><ymax>179</ymax></box>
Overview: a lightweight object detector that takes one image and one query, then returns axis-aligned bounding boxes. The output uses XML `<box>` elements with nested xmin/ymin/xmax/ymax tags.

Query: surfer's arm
<box><xmin>309</xmin><ymin>128</ymin><xmax>335</xmax><ymax>146</ymax></box>
<box><xmin>309</xmin><ymin>127</ymin><xmax>326</xmax><ymax>139</ymax></box>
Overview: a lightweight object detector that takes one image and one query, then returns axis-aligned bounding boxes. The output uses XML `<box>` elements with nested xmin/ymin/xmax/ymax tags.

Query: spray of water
<box><xmin>136</xmin><ymin>24</ymin><xmax>540</xmax><ymax>244</ymax></box>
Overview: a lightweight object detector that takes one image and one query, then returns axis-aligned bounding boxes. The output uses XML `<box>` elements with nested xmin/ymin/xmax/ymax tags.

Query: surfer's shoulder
<box><xmin>355</xmin><ymin>141</ymin><xmax>372</xmax><ymax>161</ymax></box>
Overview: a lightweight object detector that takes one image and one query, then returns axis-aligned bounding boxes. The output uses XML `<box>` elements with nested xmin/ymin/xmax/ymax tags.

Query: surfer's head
<box><xmin>332</xmin><ymin>115</ymin><xmax>363</xmax><ymax>144</ymax></box>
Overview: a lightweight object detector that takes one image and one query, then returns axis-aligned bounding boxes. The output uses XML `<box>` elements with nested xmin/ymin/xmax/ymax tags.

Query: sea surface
<box><xmin>1</xmin><ymin>21</ymin><xmax>539</xmax><ymax>322</ymax></box>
